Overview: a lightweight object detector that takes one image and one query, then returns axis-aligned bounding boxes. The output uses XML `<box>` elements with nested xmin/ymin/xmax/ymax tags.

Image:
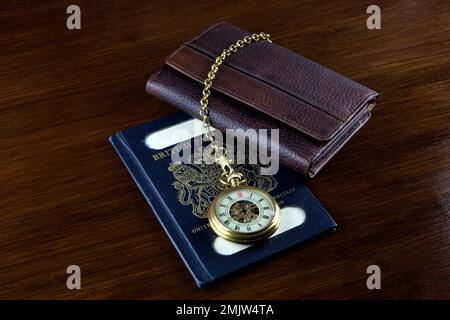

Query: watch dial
<box><xmin>214</xmin><ymin>187</ymin><xmax>276</xmax><ymax>233</ymax></box>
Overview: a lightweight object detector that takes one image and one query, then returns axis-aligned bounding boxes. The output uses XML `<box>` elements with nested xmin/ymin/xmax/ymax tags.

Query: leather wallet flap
<box><xmin>165</xmin><ymin>22</ymin><xmax>378</xmax><ymax>142</ymax></box>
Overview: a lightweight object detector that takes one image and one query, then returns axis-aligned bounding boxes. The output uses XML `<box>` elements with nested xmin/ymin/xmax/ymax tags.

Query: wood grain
<box><xmin>0</xmin><ymin>0</ymin><xmax>449</xmax><ymax>299</ymax></box>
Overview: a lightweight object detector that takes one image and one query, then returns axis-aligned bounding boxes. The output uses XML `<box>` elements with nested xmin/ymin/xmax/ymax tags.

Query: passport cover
<box><xmin>109</xmin><ymin>112</ymin><xmax>337</xmax><ymax>287</ymax></box>
<box><xmin>146</xmin><ymin>21</ymin><xmax>379</xmax><ymax>177</ymax></box>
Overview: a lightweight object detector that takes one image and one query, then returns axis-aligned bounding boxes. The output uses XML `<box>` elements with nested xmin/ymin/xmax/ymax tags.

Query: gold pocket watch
<box><xmin>208</xmin><ymin>184</ymin><xmax>281</xmax><ymax>243</ymax></box>
<box><xmin>198</xmin><ymin>31</ymin><xmax>280</xmax><ymax>243</ymax></box>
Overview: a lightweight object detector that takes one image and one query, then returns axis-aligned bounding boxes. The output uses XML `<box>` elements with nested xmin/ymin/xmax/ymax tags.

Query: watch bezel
<box><xmin>208</xmin><ymin>185</ymin><xmax>281</xmax><ymax>243</ymax></box>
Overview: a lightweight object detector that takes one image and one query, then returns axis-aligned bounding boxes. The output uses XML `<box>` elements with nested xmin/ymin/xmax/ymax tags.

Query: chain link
<box><xmin>199</xmin><ymin>32</ymin><xmax>272</xmax><ymax>185</ymax></box>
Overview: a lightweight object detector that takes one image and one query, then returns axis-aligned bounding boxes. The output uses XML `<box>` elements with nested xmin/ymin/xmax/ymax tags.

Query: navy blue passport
<box><xmin>109</xmin><ymin>112</ymin><xmax>336</xmax><ymax>287</ymax></box>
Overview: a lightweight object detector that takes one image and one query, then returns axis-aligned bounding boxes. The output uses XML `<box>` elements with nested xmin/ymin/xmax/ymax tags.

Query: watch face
<box><xmin>208</xmin><ymin>186</ymin><xmax>280</xmax><ymax>243</ymax></box>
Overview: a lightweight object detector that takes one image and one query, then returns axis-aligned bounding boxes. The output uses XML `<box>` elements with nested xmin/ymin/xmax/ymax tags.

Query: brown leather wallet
<box><xmin>146</xmin><ymin>22</ymin><xmax>379</xmax><ymax>177</ymax></box>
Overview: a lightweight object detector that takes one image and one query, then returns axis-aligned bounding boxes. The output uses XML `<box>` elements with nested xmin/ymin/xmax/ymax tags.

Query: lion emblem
<box><xmin>168</xmin><ymin>156</ymin><xmax>278</xmax><ymax>218</ymax></box>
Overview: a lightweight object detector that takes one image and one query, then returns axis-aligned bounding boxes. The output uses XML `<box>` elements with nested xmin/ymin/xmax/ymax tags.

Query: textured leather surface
<box><xmin>146</xmin><ymin>22</ymin><xmax>379</xmax><ymax>177</ymax></box>
<box><xmin>167</xmin><ymin>45</ymin><xmax>342</xmax><ymax>141</ymax></box>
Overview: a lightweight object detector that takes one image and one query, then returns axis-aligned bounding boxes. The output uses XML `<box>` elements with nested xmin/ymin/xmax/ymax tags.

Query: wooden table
<box><xmin>1</xmin><ymin>0</ymin><xmax>449</xmax><ymax>299</ymax></box>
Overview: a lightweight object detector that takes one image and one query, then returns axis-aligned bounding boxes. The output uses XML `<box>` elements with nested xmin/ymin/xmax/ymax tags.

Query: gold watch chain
<box><xmin>199</xmin><ymin>32</ymin><xmax>272</xmax><ymax>186</ymax></box>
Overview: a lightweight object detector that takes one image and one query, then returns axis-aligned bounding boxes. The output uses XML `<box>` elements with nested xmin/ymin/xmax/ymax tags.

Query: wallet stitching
<box><xmin>168</xmin><ymin>46</ymin><xmax>347</xmax><ymax>140</ymax></box>
<box><xmin>148</xmin><ymin>67</ymin><xmax>314</xmax><ymax>173</ymax></box>
<box><xmin>149</xmin><ymin>68</ymin><xmax>312</xmax><ymax>163</ymax></box>
<box><xmin>185</xmin><ymin>42</ymin><xmax>341</xmax><ymax>121</ymax></box>
<box><xmin>186</xmin><ymin>42</ymin><xmax>373</xmax><ymax>122</ymax></box>
<box><xmin>168</xmin><ymin>57</ymin><xmax>343</xmax><ymax>141</ymax></box>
